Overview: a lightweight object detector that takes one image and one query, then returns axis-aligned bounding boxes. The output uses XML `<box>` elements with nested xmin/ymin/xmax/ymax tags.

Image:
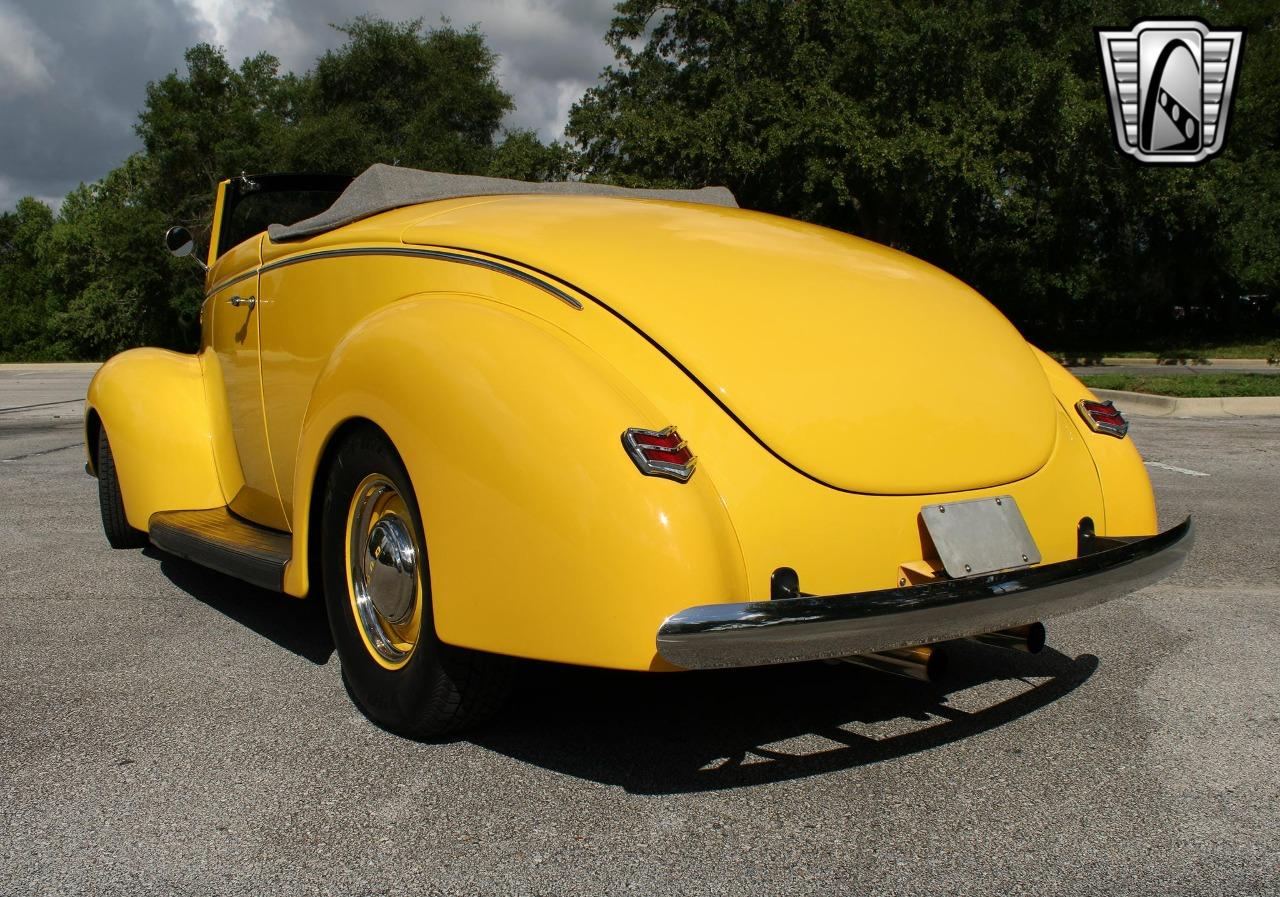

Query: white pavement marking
<box><xmin>1144</xmin><ymin>460</ymin><xmax>1210</xmax><ymax>477</ymax></box>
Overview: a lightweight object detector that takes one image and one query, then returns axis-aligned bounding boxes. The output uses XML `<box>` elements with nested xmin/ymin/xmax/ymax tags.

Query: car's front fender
<box><xmin>286</xmin><ymin>294</ymin><xmax>748</xmax><ymax>670</ymax></box>
<box><xmin>85</xmin><ymin>348</ymin><xmax>227</xmax><ymax>531</ymax></box>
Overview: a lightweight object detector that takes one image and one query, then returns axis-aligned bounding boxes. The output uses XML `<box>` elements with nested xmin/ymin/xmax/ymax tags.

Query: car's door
<box><xmin>203</xmin><ymin>171</ymin><xmax>355</xmax><ymax>527</ymax></box>
<box><xmin>205</xmin><ymin>234</ymin><xmax>289</xmax><ymax>530</ymax></box>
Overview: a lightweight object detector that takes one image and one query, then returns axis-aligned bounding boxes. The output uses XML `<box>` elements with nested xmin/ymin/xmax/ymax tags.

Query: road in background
<box><xmin>1</xmin><ymin>366</ymin><xmax>1277</xmax><ymax>896</ymax></box>
<box><xmin>0</xmin><ymin>363</ymin><xmax>98</xmax><ymax>465</ymax></box>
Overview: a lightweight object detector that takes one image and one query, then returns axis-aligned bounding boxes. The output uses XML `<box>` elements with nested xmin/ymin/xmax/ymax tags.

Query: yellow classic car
<box><xmin>86</xmin><ymin>164</ymin><xmax>1192</xmax><ymax>736</ymax></box>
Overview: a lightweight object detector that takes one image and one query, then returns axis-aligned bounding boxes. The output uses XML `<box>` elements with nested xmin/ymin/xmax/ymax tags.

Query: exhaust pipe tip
<box><xmin>840</xmin><ymin>644</ymin><xmax>948</xmax><ymax>683</ymax></box>
<box><xmin>840</xmin><ymin>625</ymin><xmax>1046</xmax><ymax>685</ymax></box>
<box><xmin>970</xmin><ymin>622</ymin><xmax>1046</xmax><ymax>654</ymax></box>
<box><xmin>1025</xmin><ymin>621</ymin><xmax>1046</xmax><ymax>653</ymax></box>
<box><xmin>924</xmin><ymin>645</ymin><xmax>948</xmax><ymax>681</ymax></box>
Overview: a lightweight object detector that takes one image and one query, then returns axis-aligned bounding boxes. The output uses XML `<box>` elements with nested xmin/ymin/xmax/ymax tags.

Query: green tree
<box><xmin>42</xmin><ymin>156</ymin><xmax>200</xmax><ymax>359</ymax></box>
<box><xmin>7</xmin><ymin>15</ymin><xmax>554</xmax><ymax>360</ymax></box>
<box><xmin>0</xmin><ymin>198</ymin><xmax>56</xmax><ymax>360</ymax></box>
<box><xmin>282</xmin><ymin>17</ymin><xmax>514</xmax><ymax>175</ymax></box>
<box><xmin>1211</xmin><ymin>0</ymin><xmax>1280</xmax><ymax>307</ymax></box>
<box><xmin>137</xmin><ymin>44</ymin><xmax>299</xmax><ymax>246</ymax></box>
<box><xmin>568</xmin><ymin>0</ymin><xmax>1279</xmax><ymax>344</ymax></box>
<box><xmin>489</xmin><ymin>129</ymin><xmax>576</xmax><ymax>181</ymax></box>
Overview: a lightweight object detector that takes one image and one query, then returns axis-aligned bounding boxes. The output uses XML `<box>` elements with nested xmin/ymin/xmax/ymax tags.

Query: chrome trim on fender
<box><xmin>258</xmin><ymin>247</ymin><xmax>584</xmax><ymax>309</ymax></box>
<box><xmin>204</xmin><ymin>247</ymin><xmax>584</xmax><ymax>309</ymax></box>
<box><xmin>656</xmin><ymin>518</ymin><xmax>1193</xmax><ymax>670</ymax></box>
<box><xmin>204</xmin><ymin>269</ymin><xmax>257</xmax><ymax>298</ymax></box>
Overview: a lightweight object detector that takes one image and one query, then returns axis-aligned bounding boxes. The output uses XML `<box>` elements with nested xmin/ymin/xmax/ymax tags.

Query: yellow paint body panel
<box><xmin>206</xmin><ymin>234</ymin><xmax>290</xmax><ymax>530</ymax></box>
<box><xmin>401</xmin><ymin>197</ymin><xmax>1058</xmax><ymax>495</ymax></box>
<box><xmin>1031</xmin><ymin>346</ymin><xmax>1157</xmax><ymax>536</ymax></box>
<box><xmin>289</xmin><ymin>295</ymin><xmax>747</xmax><ymax>670</ymax></box>
<box><xmin>85</xmin><ymin>349</ymin><xmax>224</xmax><ymax>530</ymax></box>
<box><xmin>89</xmin><ymin>192</ymin><xmax>1160</xmax><ymax>671</ymax></box>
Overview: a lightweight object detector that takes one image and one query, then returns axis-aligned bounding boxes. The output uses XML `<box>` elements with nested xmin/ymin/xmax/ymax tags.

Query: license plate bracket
<box><xmin>920</xmin><ymin>495</ymin><xmax>1041</xmax><ymax>578</ymax></box>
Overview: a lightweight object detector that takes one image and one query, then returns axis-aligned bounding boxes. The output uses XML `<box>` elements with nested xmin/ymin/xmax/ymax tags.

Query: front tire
<box><xmin>96</xmin><ymin>429</ymin><xmax>146</xmax><ymax>549</ymax></box>
<box><xmin>320</xmin><ymin>425</ymin><xmax>510</xmax><ymax>737</ymax></box>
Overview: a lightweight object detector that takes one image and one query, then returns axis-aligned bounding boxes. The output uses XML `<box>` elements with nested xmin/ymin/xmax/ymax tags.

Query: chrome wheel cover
<box><xmin>346</xmin><ymin>474</ymin><xmax>423</xmax><ymax>668</ymax></box>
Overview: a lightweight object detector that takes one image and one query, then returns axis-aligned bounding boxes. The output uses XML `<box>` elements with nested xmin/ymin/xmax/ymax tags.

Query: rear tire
<box><xmin>320</xmin><ymin>425</ymin><xmax>511</xmax><ymax>737</ymax></box>
<box><xmin>96</xmin><ymin>429</ymin><xmax>147</xmax><ymax>549</ymax></box>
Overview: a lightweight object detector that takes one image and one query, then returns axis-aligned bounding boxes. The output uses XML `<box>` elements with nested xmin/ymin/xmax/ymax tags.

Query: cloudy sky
<box><xmin>0</xmin><ymin>0</ymin><xmax>619</xmax><ymax>211</ymax></box>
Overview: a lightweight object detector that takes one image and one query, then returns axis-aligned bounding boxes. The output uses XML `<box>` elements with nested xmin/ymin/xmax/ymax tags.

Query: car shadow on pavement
<box><xmin>142</xmin><ymin>548</ymin><xmax>1096</xmax><ymax>792</ymax></box>
<box><xmin>147</xmin><ymin>548</ymin><xmax>335</xmax><ymax>665</ymax></box>
<box><xmin>473</xmin><ymin>642</ymin><xmax>1098</xmax><ymax>794</ymax></box>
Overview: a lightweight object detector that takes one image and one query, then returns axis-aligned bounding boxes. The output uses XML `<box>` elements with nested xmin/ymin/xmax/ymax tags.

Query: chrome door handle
<box><xmin>228</xmin><ymin>294</ymin><xmax>256</xmax><ymax>310</ymax></box>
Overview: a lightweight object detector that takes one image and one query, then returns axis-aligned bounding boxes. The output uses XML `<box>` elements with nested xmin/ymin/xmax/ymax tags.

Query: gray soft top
<box><xmin>268</xmin><ymin>163</ymin><xmax>739</xmax><ymax>242</ymax></box>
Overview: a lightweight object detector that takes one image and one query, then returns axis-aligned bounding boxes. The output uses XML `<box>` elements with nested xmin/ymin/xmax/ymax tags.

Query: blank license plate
<box><xmin>920</xmin><ymin>495</ymin><xmax>1041</xmax><ymax>578</ymax></box>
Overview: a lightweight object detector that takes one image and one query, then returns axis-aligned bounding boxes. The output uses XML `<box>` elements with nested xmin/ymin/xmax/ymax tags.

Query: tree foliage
<box><xmin>1</xmin><ymin>6</ymin><xmax>1276</xmax><ymax>360</ymax></box>
<box><xmin>285</xmin><ymin>17</ymin><xmax>513</xmax><ymax>174</ymax></box>
<box><xmin>41</xmin><ymin>157</ymin><xmax>192</xmax><ymax>359</ymax></box>
<box><xmin>0</xmin><ymin>17</ymin><xmax>563</xmax><ymax>360</ymax></box>
<box><xmin>0</xmin><ymin>198</ymin><xmax>56</xmax><ymax>359</ymax></box>
<box><xmin>568</xmin><ymin>0</ymin><xmax>1280</xmax><ymax>344</ymax></box>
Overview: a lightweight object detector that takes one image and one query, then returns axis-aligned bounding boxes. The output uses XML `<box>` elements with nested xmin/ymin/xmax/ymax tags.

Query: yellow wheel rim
<box><xmin>344</xmin><ymin>473</ymin><xmax>424</xmax><ymax>670</ymax></box>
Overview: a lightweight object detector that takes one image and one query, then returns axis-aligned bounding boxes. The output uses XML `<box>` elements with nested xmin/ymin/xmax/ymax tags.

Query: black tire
<box><xmin>320</xmin><ymin>425</ymin><xmax>511</xmax><ymax>737</ymax></box>
<box><xmin>96</xmin><ymin>429</ymin><xmax>147</xmax><ymax>549</ymax></box>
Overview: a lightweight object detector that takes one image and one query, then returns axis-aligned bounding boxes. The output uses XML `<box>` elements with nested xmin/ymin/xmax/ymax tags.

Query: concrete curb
<box><xmin>1096</xmin><ymin>357</ymin><xmax>1276</xmax><ymax>368</ymax></box>
<box><xmin>1094</xmin><ymin>388</ymin><xmax>1280</xmax><ymax>419</ymax></box>
<box><xmin>0</xmin><ymin>362</ymin><xmax>102</xmax><ymax>371</ymax></box>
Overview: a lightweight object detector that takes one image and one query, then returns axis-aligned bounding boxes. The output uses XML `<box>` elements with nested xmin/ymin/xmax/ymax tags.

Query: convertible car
<box><xmin>85</xmin><ymin>164</ymin><xmax>1192</xmax><ymax>735</ymax></box>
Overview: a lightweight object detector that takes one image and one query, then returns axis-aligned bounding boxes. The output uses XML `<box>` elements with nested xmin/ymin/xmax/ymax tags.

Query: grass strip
<box><xmin>1050</xmin><ymin>341</ymin><xmax>1280</xmax><ymax>363</ymax></box>
<box><xmin>1078</xmin><ymin>373</ymin><xmax>1280</xmax><ymax>397</ymax></box>
<box><xmin>1099</xmin><ymin>343</ymin><xmax>1277</xmax><ymax>360</ymax></box>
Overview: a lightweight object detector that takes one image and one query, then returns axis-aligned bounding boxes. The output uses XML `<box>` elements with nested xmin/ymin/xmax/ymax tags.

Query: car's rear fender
<box><xmin>84</xmin><ymin>348</ymin><xmax>232</xmax><ymax>531</ymax></box>
<box><xmin>1030</xmin><ymin>346</ymin><xmax>1157</xmax><ymax>537</ymax></box>
<box><xmin>287</xmin><ymin>293</ymin><xmax>748</xmax><ymax>670</ymax></box>
<box><xmin>482</xmin><ymin>267</ymin><xmax>1126</xmax><ymax>604</ymax></box>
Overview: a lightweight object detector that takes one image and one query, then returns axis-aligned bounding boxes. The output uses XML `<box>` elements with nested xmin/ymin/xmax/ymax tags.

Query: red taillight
<box><xmin>622</xmin><ymin>426</ymin><xmax>697</xmax><ymax>482</ymax></box>
<box><xmin>1076</xmin><ymin>399</ymin><xmax>1129</xmax><ymax>438</ymax></box>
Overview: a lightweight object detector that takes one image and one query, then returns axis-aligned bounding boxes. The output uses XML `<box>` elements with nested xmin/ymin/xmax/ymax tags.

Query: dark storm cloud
<box><xmin>0</xmin><ymin>0</ymin><xmax>205</xmax><ymax>209</ymax></box>
<box><xmin>202</xmin><ymin>0</ymin><xmax>618</xmax><ymax>137</ymax></box>
<box><xmin>0</xmin><ymin>0</ymin><xmax>619</xmax><ymax>212</ymax></box>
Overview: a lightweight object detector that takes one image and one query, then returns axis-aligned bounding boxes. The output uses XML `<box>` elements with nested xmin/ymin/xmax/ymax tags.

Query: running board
<box><xmin>148</xmin><ymin>508</ymin><xmax>291</xmax><ymax>592</ymax></box>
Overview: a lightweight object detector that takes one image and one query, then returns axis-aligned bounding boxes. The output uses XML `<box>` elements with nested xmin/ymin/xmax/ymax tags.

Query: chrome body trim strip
<box><xmin>656</xmin><ymin>517</ymin><xmax>1193</xmax><ymax>670</ymax></box>
<box><xmin>205</xmin><ymin>270</ymin><xmax>257</xmax><ymax>298</ymax></box>
<box><xmin>204</xmin><ymin>247</ymin><xmax>584</xmax><ymax>309</ymax></box>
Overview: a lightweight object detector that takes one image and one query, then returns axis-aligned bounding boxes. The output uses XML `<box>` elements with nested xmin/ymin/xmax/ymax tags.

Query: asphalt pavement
<box><xmin>1</xmin><ymin>365</ymin><xmax>1277</xmax><ymax>896</ymax></box>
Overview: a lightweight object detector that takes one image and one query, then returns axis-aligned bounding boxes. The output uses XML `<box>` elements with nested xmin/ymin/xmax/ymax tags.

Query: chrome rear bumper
<box><xmin>656</xmin><ymin>518</ymin><xmax>1193</xmax><ymax>670</ymax></box>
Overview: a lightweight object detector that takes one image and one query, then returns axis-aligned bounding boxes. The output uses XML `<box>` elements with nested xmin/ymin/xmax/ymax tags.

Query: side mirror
<box><xmin>165</xmin><ymin>225</ymin><xmax>207</xmax><ymax>272</ymax></box>
<box><xmin>165</xmin><ymin>225</ymin><xmax>194</xmax><ymax>256</ymax></box>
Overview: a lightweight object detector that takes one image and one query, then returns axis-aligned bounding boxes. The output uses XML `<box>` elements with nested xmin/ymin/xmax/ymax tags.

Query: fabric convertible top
<box><xmin>267</xmin><ymin>163</ymin><xmax>739</xmax><ymax>242</ymax></box>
